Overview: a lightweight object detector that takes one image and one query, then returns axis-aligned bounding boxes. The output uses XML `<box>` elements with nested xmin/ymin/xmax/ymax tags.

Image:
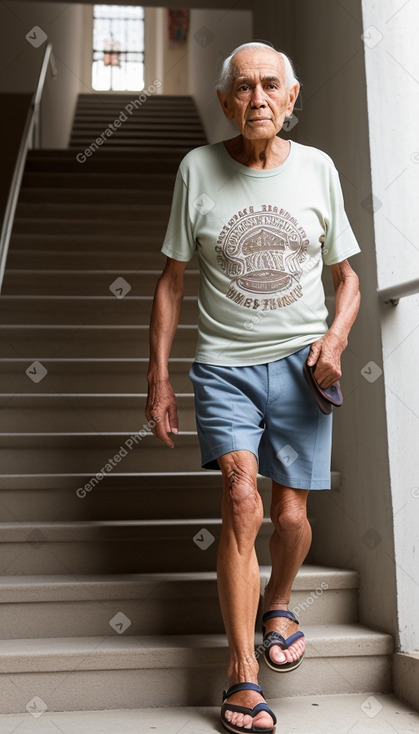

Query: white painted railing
<box><xmin>378</xmin><ymin>277</ymin><xmax>419</xmax><ymax>306</ymax></box>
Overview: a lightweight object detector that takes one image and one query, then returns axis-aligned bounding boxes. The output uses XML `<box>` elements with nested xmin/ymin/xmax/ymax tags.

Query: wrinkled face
<box><xmin>217</xmin><ymin>47</ymin><xmax>299</xmax><ymax>140</ymax></box>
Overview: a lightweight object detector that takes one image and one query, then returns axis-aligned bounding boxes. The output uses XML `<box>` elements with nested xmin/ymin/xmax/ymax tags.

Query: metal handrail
<box><xmin>0</xmin><ymin>42</ymin><xmax>57</xmax><ymax>292</ymax></box>
<box><xmin>378</xmin><ymin>277</ymin><xmax>419</xmax><ymax>306</ymax></box>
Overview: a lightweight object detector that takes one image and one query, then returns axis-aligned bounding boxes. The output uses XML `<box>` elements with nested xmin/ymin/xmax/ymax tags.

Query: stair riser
<box><xmin>0</xmin><ymin>442</ymin><xmax>203</xmax><ymax>474</ymax></box>
<box><xmin>0</xmin><ymin>530</ymin><xmax>275</xmax><ymax>573</ymax></box>
<box><xmin>4</xmin><ymin>253</ymin><xmax>169</xmax><ymax>270</ymax></box>
<box><xmin>0</xmin><ymin>656</ymin><xmax>392</xmax><ymax>714</ymax></box>
<box><xmin>0</xmin><ymin>333</ymin><xmax>196</xmax><ymax>358</ymax></box>
<box><xmin>0</xmin><ymin>299</ymin><xmax>198</xmax><ymax>324</ymax></box>
<box><xmin>1</xmin><ymin>275</ymin><xmax>199</xmax><ymax>297</ymax></box>
<box><xmin>18</xmin><ymin>189</ymin><xmax>175</xmax><ymax>205</ymax></box>
<box><xmin>0</xmin><ymin>481</ymin><xmax>268</xmax><ymax>521</ymax></box>
<box><xmin>70</xmin><ymin>139</ymin><xmax>205</xmax><ymax>150</ymax></box>
<box><xmin>15</xmin><ymin>204</ymin><xmax>171</xmax><ymax>221</ymax></box>
<box><xmin>0</xmin><ymin>587</ymin><xmax>358</xmax><ymax>639</ymax></box>
<box><xmin>71</xmin><ymin>126</ymin><xmax>204</xmax><ymax>136</ymax></box>
<box><xmin>11</xmin><ymin>220</ymin><xmax>168</xmax><ymax>237</ymax></box>
<box><xmin>24</xmin><ymin>158</ymin><xmax>183</xmax><ymax>171</ymax></box>
<box><xmin>0</xmin><ymin>405</ymin><xmax>196</xmax><ymax>433</ymax></box>
<box><xmin>21</xmin><ymin>173</ymin><xmax>176</xmax><ymax>189</ymax></box>
<box><xmin>0</xmin><ymin>369</ymin><xmax>193</xmax><ymax>394</ymax></box>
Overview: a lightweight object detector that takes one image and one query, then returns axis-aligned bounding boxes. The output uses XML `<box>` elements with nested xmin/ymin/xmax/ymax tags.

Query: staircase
<box><xmin>0</xmin><ymin>93</ymin><xmax>392</xmax><ymax>715</ymax></box>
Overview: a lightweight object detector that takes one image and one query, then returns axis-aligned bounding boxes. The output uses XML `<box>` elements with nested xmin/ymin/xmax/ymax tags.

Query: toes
<box><xmin>269</xmin><ymin>645</ymin><xmax>287</xmax><ymax>663</ymax></box>
<box><xmin>225</xmin><ymin>711</ymin><xmax>253</xmax><ymax>728</ymax></box>
<box><xmin>269</xmin><ymin>638</ymin><xmax>305</xmax><ymax>664</ymax></box>
<box><xmin>253</xmin><ymin>711</ymin><xmax>275</xmax><ymax>729</ymax></box>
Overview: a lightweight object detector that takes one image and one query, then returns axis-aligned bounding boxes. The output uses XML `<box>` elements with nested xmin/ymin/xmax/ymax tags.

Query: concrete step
<box><xmin>21</xmin><ymin>171</ymin><xmax>176</xmax><ymax>190</ymax></box>
<box><xmin>0</xmin><ymin>432</ymin><xmax>202</xmax><ymax>475</ymax></box>
<box><xmin>0</xmin><ymin>517</ymin><xmax>273</xmax><ymax>573</ymax></box>
<box><xmin>0</xmin><ymin>295</ymin><xmax>198</xmax><ymax>324</ymax></box>
<box><xmin>17</xmin><ymin>186</ymin><xmax>174</xmax><ymax>205</ymax></box>
<box><xmin>74</xmin><ymin>107</ymin><xmax>199</xmax><ymax>117</ymax></box>
<box><xmin>15</xmin><ymin>202</ymin><xmax>171</xmax><ymax>221</ymax></box>
<box><xmin>69</xmin><ymin>130</ymin><xmax>203</xmax><ymax>145</ymax></box>
<box><xmin>26</xmin><ymin>147</ymin><xmax>186</xmax><ymax>160</ymax></box>
<box><xmin>0</xmin><ymin>357</ymin><xmax>193</xmax><ymax>393</ymax></box>
<box><xmin>0</xmin><ymin>694</ymin><xmax>413</xmax><ymax>734</ymax></box>
<box><xmin>0</xmin><ymin>470</ymin><xmax>224</xmax><ymax>519</ymax></box>
<box><xmin>9</xmin><ymin>231</ymin><xmax>173</xmax><ymax>248</ymax></box>
<box><xmin>4</xmin><ymin>250</ymin><xmax>166</xmax><ymax>270</ymax></box>
<box><xmin>11</xmin><ymin>217</ymin><xmax>168</xmax><ymax>237</ymax></box>
<box><xmin>0</xmin><ymin>626</ymin><xmax>393</xmax><ymax>713</ymax></box>
<box><xmin>0</xmin><ymin>393</ymin><xmax>196</xmax><ymax>432</ymax></box>
<box><xmin>1</xmin><ymin>270</ymin><xmax>199</xmax><ymax>296</ymax></box>
<box><xmin>73</xmin><ymin>107</ymin><xmax>199</xmax><ymax>116</ymax></box>
<box><xmin>70</xmin><ymin>136</ymin><xmax>206</xmax><ymax>148</ymax></box>
<box><xmin>0</xmin><ymin>566</ymin><xmax>359</xmax><ymax>639</ymax></box>
<box><xmin>0</xmin><ymin>471</ymin><xmax>341</xmax><ymax>519</ymax></box>
<box><xmin>0</xmin><ymin>323</ymin><xmax>197</xmax><ymax>357</ymax></box>
<box><xmin>71</xmin><ymin>122</ymin><xmax>204</xmax><ymax>134</ymax></box>
<box><xmin>24</xmin><ymin>155</ymin><xmax>183</xmax><ymax>175</ymax></box>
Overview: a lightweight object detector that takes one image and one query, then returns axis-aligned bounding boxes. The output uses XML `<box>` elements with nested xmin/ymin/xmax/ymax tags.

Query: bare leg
<box><xmin>262</xmin><ymin>482</ymin><xmax>311</xmax><ymax>666</ymax></box>
<box><xmin>217</xmin><ymin>450</ymin><xmax>274</xmax><ymax>731</ymax></box>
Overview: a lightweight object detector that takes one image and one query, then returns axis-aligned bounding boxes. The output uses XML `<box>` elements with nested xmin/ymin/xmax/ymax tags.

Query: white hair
<box><xmin>216</xmin><ymin>42</ymin><xmax>299</xmax><ymax>94</ymax></box>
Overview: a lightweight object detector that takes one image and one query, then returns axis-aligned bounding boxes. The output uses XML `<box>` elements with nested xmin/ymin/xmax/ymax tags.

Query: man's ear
<box><xmin>286</xmin><ymin>82</ymin><xmax>300</xmax><ymax>116</ymax></box>
<box><xmin>217</xmin><ymin>89</ymin><xmax>234</xmax><ymax>120</ymax></box>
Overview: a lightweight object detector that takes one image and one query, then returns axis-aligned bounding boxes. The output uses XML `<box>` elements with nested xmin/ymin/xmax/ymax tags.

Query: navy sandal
<box><xmin>221</xmin><ymin>682</ymin><xmax>277</xmax><ymax>734</ymax></box>
<box><xmin>262</xmin><ymin>610</ymin><xmax>305</xmax><ymax>672</ymax></box>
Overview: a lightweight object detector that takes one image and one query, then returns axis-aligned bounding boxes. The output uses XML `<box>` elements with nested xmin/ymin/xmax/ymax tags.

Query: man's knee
<box><xmin>219</xmin><ymin>451</ymin><xmax>263</xmax><ymax>524</ymax></box>
<box><xmin>271</xmin><ymin>492</ymin><xmax>308</xmax><ymax>536</ymax></box>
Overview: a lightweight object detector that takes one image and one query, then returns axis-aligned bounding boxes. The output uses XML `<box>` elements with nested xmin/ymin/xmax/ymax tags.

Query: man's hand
<box><xmin>307</xmin><ymin>331</ymin><xmax>347</xmax><ymax>388</ymax></box>
<box><xmin>307</xmin><ymin>259</ymin><xmax>360</xmax><ymax>388</ymax></box>
<box><xmin>145</xmin><ymin>378</ymin><xmax>179</xmax><ymax>448</ymax></box>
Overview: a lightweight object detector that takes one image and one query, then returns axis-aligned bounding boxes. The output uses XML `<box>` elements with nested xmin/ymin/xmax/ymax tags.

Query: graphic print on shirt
<box><xmin>215</xmin><ymin>205</ymin><xmax>310</xmax><ymax>310</ymax></box>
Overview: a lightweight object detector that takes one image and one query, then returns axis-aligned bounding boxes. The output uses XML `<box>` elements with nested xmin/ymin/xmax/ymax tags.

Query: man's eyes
<box><xmin>237</xmin><ymin>83</ymin><xmax>279</xmax><ymax>93</ymax></box>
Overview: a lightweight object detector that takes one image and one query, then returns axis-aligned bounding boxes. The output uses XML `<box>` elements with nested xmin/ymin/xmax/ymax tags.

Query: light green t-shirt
<box><xmin>161</xmin><ymin>140</ymin><xmax>360</xmax><ymax>366</ymax></box>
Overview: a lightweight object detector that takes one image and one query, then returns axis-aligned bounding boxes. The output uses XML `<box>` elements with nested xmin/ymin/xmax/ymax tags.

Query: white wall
<box><xmin>144</xmin><ymin>7</ymin><xmax>164</xmax><ymax>92</ymax></box>
<box><xmin>144</xmin><ymin>7</ymin><xmax>189</xmax><ymax>95</ymax></box>
<box><xmin>0</xmin><ymin>2</ymin><xmax>85</xmax><ymax>147</ymax></box>
<box><xmin>188</xmin><ymin>8</ymin><xmax>253</xmax><ymax>143</ymax></box>
<box><xmin>361</xmin><ymin>0</ymin><xmax>419</xmax><ymax>654</ymax></box>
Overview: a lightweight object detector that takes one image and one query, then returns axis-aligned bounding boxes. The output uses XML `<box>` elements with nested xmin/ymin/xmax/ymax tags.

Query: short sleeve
<box><xmin>322</xmin><ymin>164</ymin><xmax>361</xmax><ymax>266</ymax></box>
<box><xmin>160</xmin><ymin>168</ymin><xmax>196</xmax><ymax>262</ymax></box>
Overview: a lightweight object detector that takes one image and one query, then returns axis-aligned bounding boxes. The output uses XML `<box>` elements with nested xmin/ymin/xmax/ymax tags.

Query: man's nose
<box><xmin>250</xmin><ymin>85</ymin><xmax>266</xmax><ymax>107</ymax></box>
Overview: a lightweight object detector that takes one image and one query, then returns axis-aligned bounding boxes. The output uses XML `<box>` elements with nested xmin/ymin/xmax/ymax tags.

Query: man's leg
<box><xmin>217</xmin><ymin>449</ymin><xmax>274</xmax><ymax>731</ymax></box>
<box><xmin>262</xmin><ymin>482</ymin><xmax>311</xmax><ymax>666</ymax></box>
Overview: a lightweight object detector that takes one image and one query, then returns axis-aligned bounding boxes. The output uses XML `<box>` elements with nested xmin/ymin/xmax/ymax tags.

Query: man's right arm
<box><xmin>145</xmin><ymin>256</ymin><xmax>187</xmax><ymax>448</ymax></box>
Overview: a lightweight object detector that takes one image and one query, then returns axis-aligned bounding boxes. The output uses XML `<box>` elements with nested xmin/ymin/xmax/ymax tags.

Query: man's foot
<box><xmin>262</xmin><ymin>608</ymin><xmax>306</xmax><ymax>668</ymax></box>
<box><xmin>222</xmin><ymin>682</ymin><xmax>276</xmax><ymax>732</ymax></box>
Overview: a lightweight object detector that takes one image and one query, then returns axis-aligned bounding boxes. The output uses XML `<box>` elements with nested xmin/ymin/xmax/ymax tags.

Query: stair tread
<box><xmin>0</xmin><ymin>517</ymin><xmax>344</xmax><ymax>546</ymax></box>
<box><xmin>0</xmin><ymin>626</ymin><xmax>394</xmax><ymax>672</ymax></box>
<box><xmin>0</xmin><ymin>565</ymin><xmax>359</xmax><ymax>601</ymax></box>
<box><xmin>0</xmin><ymin>694</ymin><xmax>414</xmax><ymax>733</ymax></box>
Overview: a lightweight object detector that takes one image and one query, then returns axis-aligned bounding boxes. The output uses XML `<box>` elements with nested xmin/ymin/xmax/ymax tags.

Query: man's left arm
<box><xmin>307</xmin><ymin>259</ymin><xmax>360</xmax><ymax>388</ymax></box>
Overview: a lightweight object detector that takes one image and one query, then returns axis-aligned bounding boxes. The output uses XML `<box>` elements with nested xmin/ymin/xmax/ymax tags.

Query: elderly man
<box><xmin>146</xmin><ymin>42</ymin><xmax>360</xmax><ymax>734</ymax></box>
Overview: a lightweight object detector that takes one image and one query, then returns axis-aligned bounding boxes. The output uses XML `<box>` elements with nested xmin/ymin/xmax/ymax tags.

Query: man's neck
<box><xmin>223</xmin><ymin>135</ymin><xmax>291</xmax><ymax>170</ymax></box>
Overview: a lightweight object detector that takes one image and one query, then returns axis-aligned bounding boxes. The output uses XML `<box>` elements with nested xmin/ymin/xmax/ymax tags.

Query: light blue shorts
<box><xmin>188</xmin><ymin>345</ymin><xmax>333</xmax><ymax>490</ymax></box>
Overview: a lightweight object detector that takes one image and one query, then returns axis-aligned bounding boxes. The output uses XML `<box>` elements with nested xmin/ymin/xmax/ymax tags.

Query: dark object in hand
<box><xmin>303</xmin><ymin>360</ymin><xmax>343</xmax><ymax>414</ymax></box>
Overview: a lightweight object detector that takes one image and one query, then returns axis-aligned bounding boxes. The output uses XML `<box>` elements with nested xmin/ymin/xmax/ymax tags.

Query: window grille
<box><xmin>92</xmin><ymin>5</ymin><xmax>145</xmax><ymax>91</ymax></box>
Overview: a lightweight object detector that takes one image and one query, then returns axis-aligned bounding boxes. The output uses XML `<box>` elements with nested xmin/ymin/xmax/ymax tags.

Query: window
<box><xmin>92</xmin><ymin>5</ymin><xmax>144</xmax><ymax>91</ymax></box>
